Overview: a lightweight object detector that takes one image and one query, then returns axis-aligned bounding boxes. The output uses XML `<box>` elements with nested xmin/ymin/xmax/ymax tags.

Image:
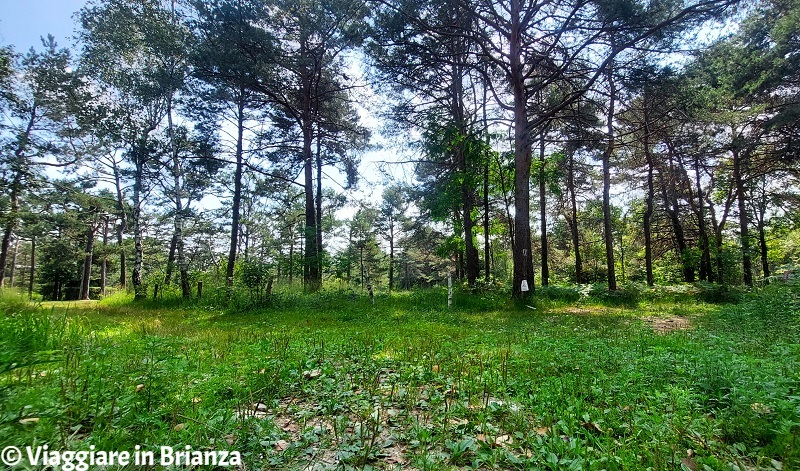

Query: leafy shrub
<box><xmin>695</xmin><ymin>281</ymin><xmax>742</xmax><ymax>304</ymax></box>
<box><xmin>693</xmin><ymin>362</ymin><xmax>736</xmax><ymax>411</ymax></box>
<box><xmin>537</xmin><ymin>285</ymin><xmax>581</xmax><ymax>303</ymax></box>
<box><xmin>585</xmin><ymin>283</ymin><xmax>642</xmax><ymax>306</ymax></box>
<box><xmin>717</xmin><ymin>399</ymin><xmax>779</xmax><ymax>447</ymax></box>
<box><xmin>38</xmin><ymin>239</ymin><xmax>82</xmax><ymax>300</ymax></box>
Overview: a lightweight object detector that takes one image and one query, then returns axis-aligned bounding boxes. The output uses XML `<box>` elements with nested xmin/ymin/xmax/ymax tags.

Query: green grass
<box><xmin>1</xmin><ymin>284</ymin><xmax>799</xmax><ymax>470</ymax></box>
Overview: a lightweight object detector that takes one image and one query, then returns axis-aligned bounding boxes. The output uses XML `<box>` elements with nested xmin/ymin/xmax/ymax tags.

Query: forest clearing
<box><xmin>2</xmin><ymin>0</ymin><xmax>800</xmax><ymax>469</ymax></box>
<box><xmin>1</xmin><ymin>283</ymin><xmax>799</xmax><ymax>470</ymax></box>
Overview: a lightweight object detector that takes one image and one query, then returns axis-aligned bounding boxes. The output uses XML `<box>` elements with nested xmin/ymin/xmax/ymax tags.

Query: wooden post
<box><xmin>197</xmin><ymin>281</ymin><xmax>203</xmax><ymax>298</ymax></box>
<box><xmin>368</xmin><ymin>284</ymin><xmax>374</xmax><ymax>305</ymax></box>
<box><xmin>153</xmin><ymin>284</ymin><xmax>159</xmax><ymax>300</ymax></box>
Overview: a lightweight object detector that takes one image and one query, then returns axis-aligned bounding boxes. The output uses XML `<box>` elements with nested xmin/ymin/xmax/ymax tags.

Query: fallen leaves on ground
<box><xmin>581</xmin><ymin>421</ymin><xmax>604</xmax><ymax>434</ymax></box>
<box><xmin>477</xmin><ymin>433</ymin><xmax>513</xmax><ymax>448</ymax></box>
<box><xmin>751</xmin><ymin>403</ymin><xmax>772</xmax><ymax>414</ymax></box>
<box><xmin>302</xmin><ymin>369</ymin><xmax>321</xmax><ymax>379</ymax></box>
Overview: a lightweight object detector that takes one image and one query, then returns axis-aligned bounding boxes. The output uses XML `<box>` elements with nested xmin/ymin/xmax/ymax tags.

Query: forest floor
<box><xmin>1</xmin><ymin>284</ymin><xmax>799</xmax><ymax>470</ymax></box>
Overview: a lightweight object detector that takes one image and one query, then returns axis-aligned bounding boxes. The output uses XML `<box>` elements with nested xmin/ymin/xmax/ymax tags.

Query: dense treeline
<box><xmin>0</xmin><ymin>0</ymin><xmax>798</xmax><ymax>301</ymax></box>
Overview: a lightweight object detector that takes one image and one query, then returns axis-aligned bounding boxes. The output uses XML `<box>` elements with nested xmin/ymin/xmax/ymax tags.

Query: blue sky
<box><xmin>0</xmin><ymin>0</ymin><xmax>410</xmax><ymax>222</ymax></box>
<box><xmin>0</xmin><ymin>0</ymin><xmax>86</xmax><ymax>51</ymax></box>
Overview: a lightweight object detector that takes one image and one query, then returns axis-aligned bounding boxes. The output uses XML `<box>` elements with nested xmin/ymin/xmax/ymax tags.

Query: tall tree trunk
<box><xmin>602</xmin><ymin>61</ymin><xmax>617</xmax><ymax>291</ymax></box>
<box><xmin>693</xmin><ymin>155</ymin><xmax>712</xmax><ymax>282</ymax></box>
<box><xmin>116</xmin><ymin>223</ymin><xmax>127</xmax><ymax>288</ymax></box>
<box><xmin>619</xmin><ymin>214</ymin><xmax>626</xmax><ymax>283</ymax></box>
<box><xmin>665</xmin><ymin>201</ymin><xmax>692</xmax><ymax>282</ymax></box>
<box><xmin>101</xmin><ymin>216</ymin><xmax>108</xmax><ymax>296</ymax></box>
<box><xmin>510</xmin><ymin>0</ymin><xmax>534</xmax><ymax>298</ymax></box>
<box><xmin>643</xmin><ymin>160</ymin><xmax>655</xmax><ymax>286</ymax></box>
<box><xmin>461</xmin><ymin>159</ymin><xmax>478</xmax><ymax>288</ymax></box>
<box><xmin>619</xmin><ymin>214</ymin><xmax>628</xmax><ymax>283</ymax></box>
<box><xmin>303</xmin><ymin>124</ymin><xmax>319</xmax><ymax>291</ymax></box>
<box><xmin>483</xmin><ymin>87</ymin><xmax>491</xmax><ymax>283</ymax></box>
<box><xmin>227</xmin><ymin>90</ymin><xmax>246</xmax><ymax>296</ymax></box>
<box><xmin>165</xmin><ymin>232</ymin><xmax>178</xmax><ymax>285</ymax></box>
<box><xmin>752</xmin><ymin>181</ymin><xmax>771</xmax><ymax>282</ymax></box>
<box><xmin>166</xmin><ymin>94</ymin><xmax>189</xmax><ymax>298</ymax></box>
<box><xmin>359</xmin><ymin>245</ymin><xmax>365</xmax><ymax>289</ymax></box>
<box><xmin>567</xmin><ymin>150</ymin><xmax>582</xmax><ymax>284</ymax></box>
<box><xmin>132</xmin><ymin>151</ymin><xmax>146</xmax><ymax>300</ymax></box>
<box><xmin>715</xmin><ymin>231</ymin><xmax>725</xmax><ymax>282</ymax></box>
<box><xmin>758</xmin><ymin>219</ymin><xmax>770</xmax><ymax>282</ymax></box>
<box><xmin>316</xmin><ymin>135</ymin><xmax>324</xmax><ymax>283</ymax></box>
<box><xmin>168</xmin><ymin>113</ymin><xmax>190</xmax><ymax>298</ymax></box>
<box><xmin>19</xmin><ymin>249</ymin><xmax>27</xmax><ymax>291</ymax></box>
<box><xmin>388</xmin><ymin>220</ymin><xmax>394</xmax><ymax>291</ymax></box>
<box><xmin>300</xmin><ymin>51</ymin><xmax>320</xmax><ymax>292</ymax></box>
<box><xmin>241</xmin><ymin>225</ymin><xmax>248</xmax><ymax>261</ymax></box>
<box><xmin>163</xmin><ymin>6</ymin><xmax>189</xmax><ymax>299</ymax></box>
<box><xmin>28</xmin><ymin>236</ymin><xmax>35</xmax><ymax>300</ymax></box>
<box><xmin>0</xmin><ymin>110</ymin><xmax>34</xmax><ymax>288</ymax></box>
<box><xmin>449</xmin><ymin>63</ymin><xmax>478</xmax><ymax>288</ymax></box>
<box><xmin>80</xmin><ymin>224</ymin><xmax>96</xmax><ymax>300</ymax></box>
<box><xmin>113</xmin><ymin>161</ymin><xmax>127</xmax><ymax>288</ymax></box>
<box><xmin>9</xmin><ymin>236</ymin><xmax>19</xmax><ymax>288</ymax></box>
<box><xmin>176</xmin><ymin>215</ymin><xmax>190</xmax><ymax>298</ymax></box>
<box><xmin>663</xmin><ymin>148</ymin><xmax>695</xmax><ymax>282</ymax></box>
<box><xmin>0</xmin><ymin>174</ymin><xmax>20</xmax><ymax>288</ymax></box>
<box><xmin>289</xmin><ymin>225</ymin><xmax>295</xmax><ymax>285</ymax></box>
<box><xmin>708</xmin><ymin>187</ymin><xmax>734</xmax><ymax>284</ymax></box>
<box><xmin>495</xmin><ymin>152</ymin><xmax>515</xmax><ymax>252</ymax></box>
<box><xmin>346</xmin><ymin>226</ymin><xmax>351</xmax><ymax>285</ymax></box>
<box><xmin>732</xmin><ymin>148</ymin><xmax>753</xmax><ymax>286</ymax></box>
<box><xmin>674</xmin><ymin>153</ymin><xmax>699</xmax><ymax>282</ymax></box>
<box><xmin>643</xmin><ymin>127</ymin><xmax>655</xmax><ymax>287</ymax></box>
<box><xmin>539</xmin><ymin>130</ymin><xmax>549</xmax><ymax>286</ymax></box>
<box><xmin>484</xmin><ymin>158</ymin><xmax>491</xmax><ymax>283</ymax></box>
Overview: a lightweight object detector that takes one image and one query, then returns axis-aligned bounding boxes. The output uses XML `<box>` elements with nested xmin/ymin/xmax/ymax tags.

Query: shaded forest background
<box><xmin>1</xmin><ymin>0</ymin><xmax>799</xmax><ymax>302</ymax></box>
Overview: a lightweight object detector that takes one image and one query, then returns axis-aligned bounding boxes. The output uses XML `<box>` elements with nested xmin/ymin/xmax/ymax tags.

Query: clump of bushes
<box><xmin>537</xmin><ymin>285</ymin><xmax>582</xmax><ymax>303</ymax></box>
<box><xmin>695</xmin><ymin>281</ymin><xmax>742</xmax><ymax>304</ymax></box>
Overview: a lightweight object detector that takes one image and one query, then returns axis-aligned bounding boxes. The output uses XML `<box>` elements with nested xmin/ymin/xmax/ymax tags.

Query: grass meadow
<box><xmin>1</xmin><ymin>283</ymin><xmax>799</xmax><ymax>470</ymax></box>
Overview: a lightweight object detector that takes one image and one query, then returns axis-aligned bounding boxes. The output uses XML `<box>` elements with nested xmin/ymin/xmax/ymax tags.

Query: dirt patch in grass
<box><xmin>561</xmin><ymin>307</ymin><xmax>599</xmax><ymax>315</ymax></box>
<box><xmin>560</xmin><ymin>306</ymin><xmax>624</xmax><ymax>316</ymax></box>
<box><xmin>645</xmin><ymin>316</ymin><xmax>692</xmax><ymax>333</ymax></box>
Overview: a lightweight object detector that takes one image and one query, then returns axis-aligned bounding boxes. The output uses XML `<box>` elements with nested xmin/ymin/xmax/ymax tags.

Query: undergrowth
<box><xmin>0</xmin><ymin>284</ymin><xmax>798</xmax><ymax>470</ymax></box>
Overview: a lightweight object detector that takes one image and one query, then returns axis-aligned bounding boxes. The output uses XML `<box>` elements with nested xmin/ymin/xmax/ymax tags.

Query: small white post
<box><xmin>447</xmin><ymin>272</ymin><xmax>453</xmax><ymax>309</ymax></box>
